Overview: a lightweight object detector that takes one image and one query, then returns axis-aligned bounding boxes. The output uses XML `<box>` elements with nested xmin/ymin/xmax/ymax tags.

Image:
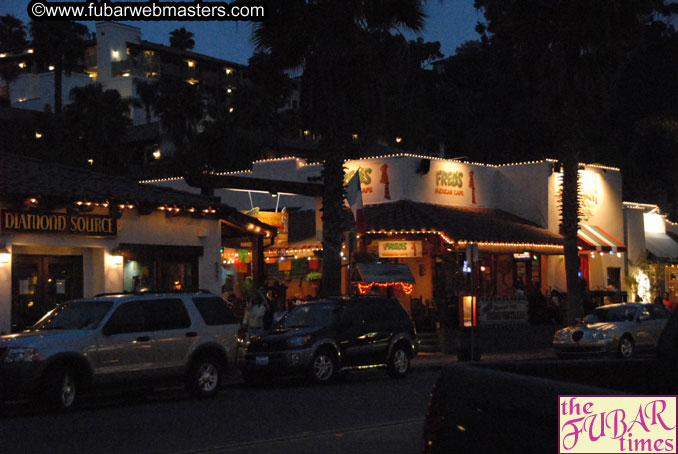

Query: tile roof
<box><xmin>363</xmin><ymin>200</ymin><xmax>563</xmax><ymax>246</ymax></box>
<box><xmin>0</xmin><ymin>152</ymin><xmax>273</xmax><ymax>233</ymax></box>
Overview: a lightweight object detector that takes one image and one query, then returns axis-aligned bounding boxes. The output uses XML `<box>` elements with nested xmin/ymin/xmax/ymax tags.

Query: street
<box><xmin>0</xmin><ymin>369</ymin><xmax>439</xmax><ymax>454</ymax></box>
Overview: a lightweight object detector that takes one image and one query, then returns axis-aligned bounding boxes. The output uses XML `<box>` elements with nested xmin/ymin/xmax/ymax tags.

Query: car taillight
<box><xmin>422</xmin><ymin>380</ymin><xmax>444</xmax><ymax>453</ymax></box>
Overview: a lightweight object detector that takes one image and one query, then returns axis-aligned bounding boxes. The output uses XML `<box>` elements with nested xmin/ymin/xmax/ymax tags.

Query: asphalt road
<box><xmin>0</xmin><ymin>369</ymin><xmax>439</xmax><ymax>454</ymax></box>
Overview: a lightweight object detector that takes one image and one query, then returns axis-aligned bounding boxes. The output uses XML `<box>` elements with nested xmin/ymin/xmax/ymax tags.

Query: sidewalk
<box><xmin>411</xmin><ymin>348</ymin><xmax>555</xmax><ymax>371</ymax></box>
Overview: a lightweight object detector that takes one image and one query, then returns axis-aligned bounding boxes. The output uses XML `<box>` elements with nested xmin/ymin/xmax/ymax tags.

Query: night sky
<box><xmin>2</xmin><ymin>0</ymin><xmax>480</xmax><ymax>64</ymax></box>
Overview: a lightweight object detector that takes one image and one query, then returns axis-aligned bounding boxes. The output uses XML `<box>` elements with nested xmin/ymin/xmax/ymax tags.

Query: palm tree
<box><xmin>0</xmin><ymin>14</ymin><xmax>28</xmax><ymax>104</ymax></box>
<box><xmin>29</xmin><ymin>20</ymin><xmax>89</xmax><ymax>115</ymax></box>
<box><xmin>133</xmin><ymin>78</ymin><xmax>158</xmax><ymax>124</ymax></box>
<box><xmin>253</xmin><ymin>0</ymin><xmax>426</xmax><ymax>296</ymax></box>
<box><xmin>63</xmin><ymin>83</ymin><xmax>131</xmax><ymax>171</ymax></box>
<box><xmin>153</xmin><ymin>75</ymin><xmax>204</xmax><ymax>171</ymax></box>
<box><xmin>169</xmin><ymin>27</ymin><xmax>195</xmax><ymax>50</ymax></box>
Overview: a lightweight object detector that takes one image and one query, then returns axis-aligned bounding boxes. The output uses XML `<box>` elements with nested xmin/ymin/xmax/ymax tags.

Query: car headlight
<box><xmin>591</xmin><ymin>331</ymin><xmax>607</xmax><ymax>341</ymax></box>
<box><xmin>4</xmin><ymin>347</ymin><xmax>40</xmax><ymax>363</ymax></box>
<box><xmin>287</xmin><ymin>335</ymin><xmax>311</xmax><ymax>348</ymax></box>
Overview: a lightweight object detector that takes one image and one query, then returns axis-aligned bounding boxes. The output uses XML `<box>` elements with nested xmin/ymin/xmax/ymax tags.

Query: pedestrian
<box><xmin>663</xmin><ymin>292</ymin><xmax>675</xmax><ymax>312</ymax></box>
<box><xmin>242</xmin><ymin>289</ymin><xmax>269</xmax><ymax>336</ymax></box>
<box><xmin>272</xmin><ymin>299</ymin><xmax>287</xmax><ymax>325</ymax></box>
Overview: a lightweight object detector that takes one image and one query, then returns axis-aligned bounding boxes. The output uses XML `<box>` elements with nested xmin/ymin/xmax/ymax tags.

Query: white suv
<box><xmin>0</xmin><ymin>291</ymin><xmax>239</xmax><ymax>410</ymax></box>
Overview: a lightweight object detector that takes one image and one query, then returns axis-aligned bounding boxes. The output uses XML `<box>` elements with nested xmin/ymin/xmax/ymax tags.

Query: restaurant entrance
<box><xmin>11</xmin><ymin>255</ymin><xmax>83</xmax><ymax>332</ymax></box>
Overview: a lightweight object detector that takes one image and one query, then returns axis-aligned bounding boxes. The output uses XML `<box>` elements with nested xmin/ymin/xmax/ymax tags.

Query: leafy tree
<box><xmin>152</xmin><ymin>75</ymin><xmax>204</xmax><ymax>171</ymax></box>
<box><xmin>473</xmin><ymin>0</ymin><xmax>677</xmax><ymax>323</ymax></box>
<box><xmin>169</xmin><ymin>27</ymin><xmax>195</xmax><ymax>51</ymax></box>
<box><xmin>253</xmin><ymin>0</ymin><xmax>427</xmax><ymax>296</ymax></box>
<box><xmin>62</xmin><ymin>83</ymin><xmax>131</xmax><ymax>172</ymax></box>
<box><xmin>0</xmin><ymin>14</ymin><xmax>28</xmax><ymax>104</ymax></box>
<box><xmin>29</xmin><ymin>20</ymin><xmax>89</xmax><ymax>115</ymax></box>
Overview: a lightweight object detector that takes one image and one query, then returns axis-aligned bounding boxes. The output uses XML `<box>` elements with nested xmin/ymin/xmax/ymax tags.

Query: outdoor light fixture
<box><xmin>18</xmin><ymin>62</ymin><xmax>26</xmax><ymax>68</ymax></box>
<box><xmin>27</xmin><ymin>49</ymin><xmax>33</xmax><ymax>54</ymax></box>
<box><xmin>395</xmin><ymin>137</ymin><xmax>403</xmax><ymax>143</ymax></box>
<box><xmin>153</xmin><ymin>149</ymin><xmax>161</xmax><ymax>160</ymax></box>
<box><xmin>35</xmin><ymin>131</ymin><xmax>42</xmax><ymax>139</ymax></box>
<box><xmin>186</xmin><ymin>60</ymin><xmax>195</xmax><ymax>68</ymax></box>
<box><xmin>0</xmin><ymin>245</ymin><xmax>10</xmax><ymax>264</ymax></box>
<box><xmin>48</xmin><ymin>65</ymin><xmax>55</xmax><ymax>71</ymax></box>
<box><xmin>112</xmin><ymin>50</ymin><xmax>119</xmax><ymax>59</ymax></box>
<box><xmin>110</xmin><ymin>254</ymin><xmax>123</xmax><ymax>266</ymax></box>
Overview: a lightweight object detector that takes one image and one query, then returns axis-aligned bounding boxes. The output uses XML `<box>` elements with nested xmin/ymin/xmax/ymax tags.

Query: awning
<box><xmin>354</xmin><ymin>263</ymin><xmax>416</xmax><ymax>284</ymax></box>
<box><xmin>578</xmin><ymin>224</ymin><xmax>626</xmax><ymax>252</ymax></box>
<box><xmin>646</xmin><ymin>232</ymin><xmax>678</xmax><ymax>263</ymax></box>
<box><xmin>362</xmin><ymin>200</ymin><xmax>564</xmax><ymax>254</ymax></box>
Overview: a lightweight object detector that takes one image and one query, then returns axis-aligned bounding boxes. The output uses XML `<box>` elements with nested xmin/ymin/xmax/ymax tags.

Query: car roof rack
<box><xmin>94</xmin><ymin>289</ymin><xmax>213</xmax><ymax>297</ymax></box>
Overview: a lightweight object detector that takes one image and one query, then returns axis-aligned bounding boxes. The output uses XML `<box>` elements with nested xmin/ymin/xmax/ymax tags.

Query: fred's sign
<box><xmin>378</xmin><ymin>240</ymin><xmax>422</xmax><ymax>258</ymax></box>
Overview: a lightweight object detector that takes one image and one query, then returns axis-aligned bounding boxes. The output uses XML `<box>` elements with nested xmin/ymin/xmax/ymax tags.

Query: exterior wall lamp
<box><xmin>0</xmin><ymin>245</ymin><xmax>10</xmax><ymax>264</ymax></box>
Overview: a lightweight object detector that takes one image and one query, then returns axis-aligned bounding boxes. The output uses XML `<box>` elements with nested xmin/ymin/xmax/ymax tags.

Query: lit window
<box><xmin>87</xmin><ymin>158</ymin><xmax>94</xmax><ymax>166</ymax></box>
<box><xmin>122</xmin><ymin>72</ymin><xmax>130</xmax><ymax>77</ymax></box>
<box><xmin>153</xmin><ymin>149</ymin><xmax>161</xmax><ymax>160</ymax></box>
<box><xmin>18</xmin><ymin>62</ymin><xmax>26</xmax><ymax>69</ymax></box>
<box><xmin>48</xmin><ymin>65</ymin><xmax>55</xmax><ymax>71</ymax></box>
<box><xmin>27</xmin><ymin>49</ymin><xmax>34</xmax><ymax>54</ymax></box>
<box><xmin>186</xmin><ymin>60</ymin><xmax>195</xmax><ymax>68</ymax></box>
<box><xmin>395</xmin><ymin>137</ymin><xmax>403</xmax><ymax>143</ymax></box>
<box><xmin>225</xmin><ymin>67</ymin><xmax>233</xmax><ymax>75</ymax></box>
<box><xmin>229</xmin><ymin>107</ymin><xmax>234</xmax><ymax>113</ymax></box>
<box><xmin>352</xmin><ymin>133</ymin><xmax>359</xmax><ymax>140</ymax></box>
<box><xmin>112</xmin><ymin>50</ymin><xmax>119</xmax><ymax>60</ymax></box>
<box><xmin>0</xmin><ymin>53</ymin><xmax>7</xmax><ymax>58</ymax></box>
<box><xmin>35</xmin><ymin>131</ymin><xmax>42</xmax><ymax>139</ymax></box>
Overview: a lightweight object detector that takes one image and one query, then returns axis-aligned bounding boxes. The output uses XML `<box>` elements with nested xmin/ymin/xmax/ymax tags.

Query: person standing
<box><xmin>663</xmin><ymin>292</ymin><xmax>675</xmax><ymax>312</ymax></box>
<box><xmin>242</xmin><ymin>289</ymin><xmax>270</xmax><ymax>335</ymax></box>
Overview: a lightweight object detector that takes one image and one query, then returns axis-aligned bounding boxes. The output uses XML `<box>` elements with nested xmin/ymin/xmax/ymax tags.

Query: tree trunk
<box><xmin>320</xmin><ymin>147</ymin><xmax>345</xmax><ymax>297</ymax></box>
<box><xmin>54</xmin><ymin>62</ymin><xmax>63</xmax><ymax>115</ymax></box>
<box><xmin>561</xmin><ymin>153</ymin><xmax>584</xmax><ymax>324</ymax></box>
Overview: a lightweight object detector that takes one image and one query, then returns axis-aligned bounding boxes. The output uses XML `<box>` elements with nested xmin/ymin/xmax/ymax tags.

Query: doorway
<box><xmin>11</xmin><ymin>255</ymin><xmax>83</xmax><ymax>332</ymax></box>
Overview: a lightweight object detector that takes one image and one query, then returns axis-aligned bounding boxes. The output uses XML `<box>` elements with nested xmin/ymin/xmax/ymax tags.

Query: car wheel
<box><xmin>387</xmin><ymin>346</ymin><xmax>411</xmax><ymax>378</ymax></box>
<box><xmin>187</xmin><ymin>355</ymin><xmax>223</xmax><ymax>397</ymax></box>
<box><xmin>44</xmin><ymin>366</ymin><xmax>78</xmax><ymax>411</ymax></box>
<box><xmin>309</xmin><ymin>350</ymin><xmax>337</xmax><ymax>384</ymax></box>
<box><xmin>618</xmin><ymin>336</ymin><xmax>634</xmax><ymax>359</ymax></box>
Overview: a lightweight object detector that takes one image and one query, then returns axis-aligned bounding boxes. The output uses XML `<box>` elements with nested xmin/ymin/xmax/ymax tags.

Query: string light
<box><xmin>357</xmin><ymin>282</ymin><xmax>414</xmax><ymax>295</ymax></box>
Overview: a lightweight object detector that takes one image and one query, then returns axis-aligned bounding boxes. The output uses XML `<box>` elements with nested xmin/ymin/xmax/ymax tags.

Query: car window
<box><xmin>648</xmin><ymin>305</ymin><xmax>671</xmax><ymax>320</ymax></box>
<box><xmin>144</xmin><ymin>299</ymin><xmax>191</xmax><ymax>331</ymax></box>
<box><xmin>32</xmin><ymin>300</ymin><xmax>113</xmax><ymax>331</ymax></box>
<box><xmin>584</xmin><ymin>306</ymin><xmax>637</xmax><ymax>324</ymax></box>
<box><xmin>104</xmin><ymin>300</ymin><xmax>146</xmax><ymax>334</ymax></box>
<box><xmin>282</xmin><ymin>303</ymin><xmax>337</xmax><ymax>329</ymax></box>
<box><xmin>193</xmin><ymin>297</ymin><xmax>238</xmax><ymax>325</ymax></box>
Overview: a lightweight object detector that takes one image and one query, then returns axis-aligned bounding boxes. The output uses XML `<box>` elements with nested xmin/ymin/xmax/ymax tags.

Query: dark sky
<box><xmin>2</xmin><ymin>0</ymin><xmax>480</xmax><ymax>65</ymax></box>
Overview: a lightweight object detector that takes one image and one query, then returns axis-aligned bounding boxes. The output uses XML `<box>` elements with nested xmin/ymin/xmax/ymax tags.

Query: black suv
<box><xmin>243</xmin><ymin>296</ymin><xmax>419</xmax><ymax>383</ymax></box>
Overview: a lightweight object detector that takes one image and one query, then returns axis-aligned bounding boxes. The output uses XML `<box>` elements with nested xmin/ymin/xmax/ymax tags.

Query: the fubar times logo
<box><xmin>559</xmin><ymin>396</ymin><xmax>677</xmax><ymax>453</ymax></box>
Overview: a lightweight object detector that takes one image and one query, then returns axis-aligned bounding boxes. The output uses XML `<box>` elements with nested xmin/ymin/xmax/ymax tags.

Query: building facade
<box><xmin>0</xmin><ymin>152</ymin><xmax>271</xmax><ymax>333</ymax></box>
<box><xmin>146</xmin><ymin>153</ymin><xmax>628</xmax><ymax>324</ymax></box>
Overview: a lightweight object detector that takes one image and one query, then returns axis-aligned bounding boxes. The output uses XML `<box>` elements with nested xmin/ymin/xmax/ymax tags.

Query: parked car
<box><xmin>242</xmin><ymin>296</ymin><xmax>418</xmax><ymax>383</ymax></box>
<box><xmin>421</xmin><ymin>309</ymin><xmax>678</xmax><ymax>453</ymax></box>
<box><xmin>0</xmin><ymin>291</ymin><xmax>240</xmax><ymax>410</ymax></box>
<box><xmin>552</xmin><ymin>302</ymin><xmax>671</xmax><ymax>358</ymax></box>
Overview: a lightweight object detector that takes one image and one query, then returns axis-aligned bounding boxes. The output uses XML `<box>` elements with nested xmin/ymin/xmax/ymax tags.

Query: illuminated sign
<box><xmin>1</xmin><ymin>211</ymin><xmax>117</xmax><ymax>236</ymax></box>
<box><xmin>378</xmin><ymin>240</ymin><xmax>422</xmax><ymax>258</ymax></box>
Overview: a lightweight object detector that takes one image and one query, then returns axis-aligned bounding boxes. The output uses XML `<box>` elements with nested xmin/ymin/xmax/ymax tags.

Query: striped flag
<box><xmin>346</xmin><ymin>171</ymin><xmax>367</xmax><ymax>234</ymax></box>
